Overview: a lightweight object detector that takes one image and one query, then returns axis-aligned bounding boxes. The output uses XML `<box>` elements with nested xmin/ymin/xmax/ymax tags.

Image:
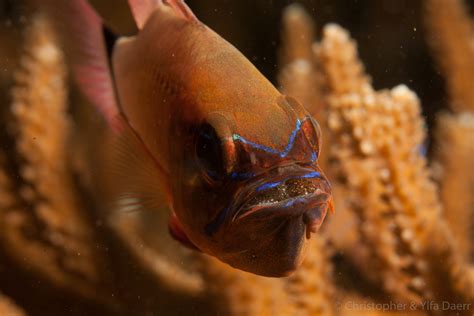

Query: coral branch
<box><xmin>0</xmin><ymin>293</ymin><xmax>25</xmax><ymax>316</ymax></box>
<box><xmin>432</xmin><ymin>112</ymin><xmax>474</xmax><ymax>262</ymax></box>
<box><xmin>278</xmin><ymin>4</ymin><xmax>324</xmax><ymax>117</ymax></box>
<box><xmin>318</xmin><ymin>24</ymin><xmax>371</xmax><ymax>96</ymax></box>
<box><xmin>1</xmin><ymin>14</ymin><xmax>111</xmax><ymax>304</ymax></box>
<box><xmin>424</xmin><ymin>0</ymin><xmax>474</xmax><ymax>112</ymax></box>
<box><xmin>320</xmin><ymin>24</ymin><xmax>473</xmax><ymax>310</ymax></box>
<box><xmin>284</xmin><ymin>237</ymin><xmax>335</xmax><ymax>316</ymax></box>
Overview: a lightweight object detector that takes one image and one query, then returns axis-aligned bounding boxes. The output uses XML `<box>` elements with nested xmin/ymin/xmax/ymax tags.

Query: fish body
<box><xmin>49</xmin><ymin>0</ymin><xmax>333</xmax><ymax>277</ymax></box>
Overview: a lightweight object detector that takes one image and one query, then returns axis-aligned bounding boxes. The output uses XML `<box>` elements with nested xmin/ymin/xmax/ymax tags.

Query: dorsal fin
<box><xmin>41</xmin><ymin>0</ymin><xmax>120</xmax><ymax>131</ymax></box>
<box><xmin>128</xmin><ymin>0</ymin><xmax>198</xmax><ymax>29</ymax></box>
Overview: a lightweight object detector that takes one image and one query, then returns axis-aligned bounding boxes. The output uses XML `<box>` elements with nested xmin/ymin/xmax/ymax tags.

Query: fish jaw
<box><xmin>203</xmin><ymin>163</ymin><xmax>332</xmax><ymax>277</ymax></box>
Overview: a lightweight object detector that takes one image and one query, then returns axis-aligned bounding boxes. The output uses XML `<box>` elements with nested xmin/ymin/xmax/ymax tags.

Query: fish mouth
<box><xmin>230</xmin><ymin>164</ymin><xmax>331</xmax><ymax>237</ymax></box>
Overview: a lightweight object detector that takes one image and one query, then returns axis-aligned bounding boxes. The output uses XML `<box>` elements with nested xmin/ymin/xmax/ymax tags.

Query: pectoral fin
<box><xmin>107</xmin><ymin>116</ymin><xmax>169</xmax><ymax>216</ymax></box>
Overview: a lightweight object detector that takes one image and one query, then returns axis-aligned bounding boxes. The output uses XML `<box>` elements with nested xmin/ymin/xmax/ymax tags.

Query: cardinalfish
<box><xmin>46</xmin><ymin>0</ymin><xmax>334</xmax><ymax>277</ymax></box>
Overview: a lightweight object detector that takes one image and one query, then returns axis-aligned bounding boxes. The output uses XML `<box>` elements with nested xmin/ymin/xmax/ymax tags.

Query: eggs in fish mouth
<box><xmin>243</xmin><ymin>178</ymin><xmax>318</xmax><ymax>207</ymax></box>
<box><xmin>229</xmin><ymin>164</ymin><xmax>331</xmax><ymax>238</ymax></box>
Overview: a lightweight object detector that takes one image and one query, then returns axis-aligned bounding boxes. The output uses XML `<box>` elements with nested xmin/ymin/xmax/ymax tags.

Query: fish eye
<box><xmin>195</xmin><ymin>123</ymin><xmax>225</xmax><ymax>181</ymax></box>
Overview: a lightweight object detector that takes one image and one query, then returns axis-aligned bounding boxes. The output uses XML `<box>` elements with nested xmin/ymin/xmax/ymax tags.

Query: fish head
<box><xmin>169</xmin><ymin>94</ymin><xmax>332</xmax><ymax>276</ymax></box>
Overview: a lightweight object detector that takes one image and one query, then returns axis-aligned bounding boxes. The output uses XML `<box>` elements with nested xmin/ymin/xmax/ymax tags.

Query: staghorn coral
<box><xmin>424</xmin><ymin>0</ymin><xmax>474</xmax><ymax>113</ymax></box>
<box><xmin>278</xmin><ymin>4</ymin><xmax>324</xmax><ymax>118</ymax></box>
<box><xmin>432</xmin><ymin>112</ymin><xmax>474</xmax><ymax>262</ymax></box>
<box><xmin>424</xmin><ymin>0</ymin><xmax>474</xmax><ymax>307</ymax></box>
<box><xmin>0</xmin><ymin>14</ymin><xmax>113</xmax><ymax>306</ymax></box>
<box><xmin>425</xmin><ymin>0</ymin><xmax>474</xmax><ymax>266</ymax></box>
<box><xmin>0</xmin><ymin>293</ymin><xmax>26</xmax><ymax>316</ymax></box>
<box><xmin>326</xmin><ymin>75</ymin><xmax>432</xmax><ymax>303</ymax></box>
<box><xmin>316</xmin><ymin>25</ymin><xmax>371</xmax><ymax>97</ymax></box>
<box><xmin>319</xmin><ymin>23</ymin><xmax>473</xmax><ymax>311</ymax></box>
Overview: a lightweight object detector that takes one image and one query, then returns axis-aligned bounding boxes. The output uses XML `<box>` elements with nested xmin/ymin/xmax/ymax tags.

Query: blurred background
<box><xmin>1</xmin><ymin>1</ymin><xmax>472</xmax><ymax>129</ymax></box>
<box><xmin>2</xmin><ymin>0</ymin><xmax>473</xmax><ymax>141</ymax></box>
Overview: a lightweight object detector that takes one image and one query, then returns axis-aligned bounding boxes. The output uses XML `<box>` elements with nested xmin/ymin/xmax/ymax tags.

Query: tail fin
<box><xmin>41</xmin><ymin>0</ymin><xmax>120</xmax><ymax>131</ymax></box>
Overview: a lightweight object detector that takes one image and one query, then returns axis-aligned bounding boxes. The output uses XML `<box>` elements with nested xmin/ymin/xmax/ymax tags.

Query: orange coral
<box><xmin>1</xmin><ymin>14</ymin><xmax>112</xmax><ymax>304</ymax></box>
<box><xmin>425</xmin><ymin>0</ymin><xmax>474</xmax><ymax>266</ymax></box>
<box><xmin>278</xmin><ymin>4</ymin><xmax>324</xmax><ymax>117</ymax></box>
<box><xmin>432</xmin><ymin>112</ymin><xmax>474</xmax><ymax>262</ymax></box>
<box><xmin>320</xmin><ymin>23</ymin><xmax>473</xmax><ymax>312</ymax></box>
<box><xmin>424</xmin><ymin>0</ymin><xmax>474</xmax><ymax>112</ymax></box>
<box><xmin>0</xmin><ymin>293</ymin><xmax>25</xmax><ymax>316</ymax></box>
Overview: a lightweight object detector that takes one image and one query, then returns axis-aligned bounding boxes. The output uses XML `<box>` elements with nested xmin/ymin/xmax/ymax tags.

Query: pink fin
<box><xmin>128</xmin><ymin>0</ymin><xmax>162</xmax><ymax>29</ymax></box>
<box><xmin>128</xmin><ymin>0</ymin><xmax>198</xmax><ymax>29</ymax></box>
<box><xmin>168</xmin><ymin>212</ymin><xmax>200</xmax><ymax>251</ymax></box>
<box><xmin>41</xmin><ymin>0</ymin><xmax>120</xmax><ymax>130</ymax></box>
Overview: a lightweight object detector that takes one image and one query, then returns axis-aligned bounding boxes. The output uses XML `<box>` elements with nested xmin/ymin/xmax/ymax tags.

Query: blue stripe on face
<box><xmin>256</xmin><ymin>180</ymin><xmax>282</xmax><ymax>192</ymax></box>
<box><xmin>281</xmin><ymin>118</ymin><xmax>301</xmax><ymax>157</ymax></box>
<box><xmin>232</xmin><ymin>117</ymin><xmax>315</xmax><ymax>159</ymax></box>
<box><xmin>300</xmin><ymin>171</ymin><xmax>321</xmax><ymax>179</ymax></box>
<box><xmin>232</xmin><ymin>134</ymin><xmax>280</xmax><ymax>155</ymax></box>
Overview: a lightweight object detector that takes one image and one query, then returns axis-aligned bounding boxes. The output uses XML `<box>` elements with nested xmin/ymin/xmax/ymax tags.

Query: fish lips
<box><xmin>229</xmin><ymin>164</ymin><xmax>332</xmax><ymax>236</ymax></box>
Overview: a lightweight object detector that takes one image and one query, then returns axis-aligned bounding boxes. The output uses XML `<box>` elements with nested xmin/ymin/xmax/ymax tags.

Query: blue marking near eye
<box><xmin>282</xmin><ymin>119</ymin><xmax>301</xmax><ymax>158</ymax></box>
<box><xmin>232</xmin><ymin>134</ymin><xmax>280</xmax><ymax>155</ymax></box>
<box><xmin>232</xmin><ymin>117</ymin><xmax>318</xmax><ymax>160</ymax></box>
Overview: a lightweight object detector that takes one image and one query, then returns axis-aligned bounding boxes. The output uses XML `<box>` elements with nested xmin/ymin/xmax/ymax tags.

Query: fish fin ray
<box><xmin>108</xmin><ymin>116</ymin><xmax>169</xmax><ymax>215</ymax></box>
<box><xmin>41</xmin><ymin>0</ymin><xmax>120</xmax><ymax>130</ymax></box>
